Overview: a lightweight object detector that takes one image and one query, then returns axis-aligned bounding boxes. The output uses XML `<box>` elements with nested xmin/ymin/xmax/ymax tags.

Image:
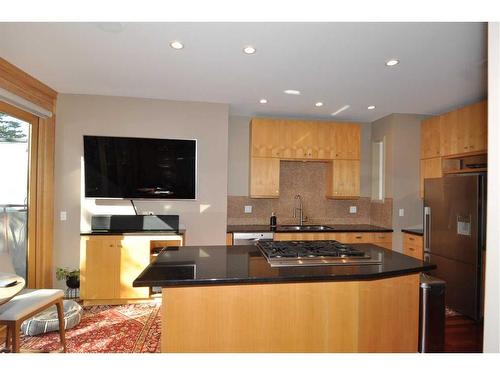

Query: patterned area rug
<box><xmin>18</xmin><ymin>302</ymin><xmax>161</xmax><ymax>353</ymax></box>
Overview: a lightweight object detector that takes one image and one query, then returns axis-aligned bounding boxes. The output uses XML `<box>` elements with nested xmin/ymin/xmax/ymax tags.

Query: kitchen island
<box><xmin>134</xmin><ymin>244</ymin><xmax>434</xmax><ymax>352</ymax></box>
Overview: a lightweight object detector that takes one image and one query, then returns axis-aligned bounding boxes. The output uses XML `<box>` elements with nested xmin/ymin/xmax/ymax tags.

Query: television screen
<box><xmin>83</xmin><ymin>135</ymin><xmax>196</xmax><ymax>199</ymax></box>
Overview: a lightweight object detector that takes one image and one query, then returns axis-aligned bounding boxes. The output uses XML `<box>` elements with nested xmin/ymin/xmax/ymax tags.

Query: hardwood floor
<box><xmin>444</xmin><ymin>315</ymin><xmax>483</xmax><ymax>353</ymax></box>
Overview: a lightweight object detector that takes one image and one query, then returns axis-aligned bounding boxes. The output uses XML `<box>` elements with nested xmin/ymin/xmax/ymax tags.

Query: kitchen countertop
<box><xmin>80</xmin><ymin>229</ymin><xmax>185</xmax><ymax>236</ymax></box>
<box><xmin>133</xmin><ymin>244</ymin><xmax>434</xmax><ymax>287</ymax></box>
<box><xmin>401</xmin><ymin>228</ymin><xmax>424</xmax><ymax>236</ymax></box>
<box><xmin>227</xmin><ymin>224</ymin><xmax>393</xmax><ymax>233</ymax></box>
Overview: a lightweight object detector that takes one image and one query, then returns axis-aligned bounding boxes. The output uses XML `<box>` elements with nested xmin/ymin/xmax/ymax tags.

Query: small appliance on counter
<box><xmin>270</xmin><ymin>212</ymin><xmax>277</xmax><ymax>230</ymax></box>
<box><xmin>91</xmin><ymin>214</ymin><xmax>180</xmax><ymax>233</ymax></box>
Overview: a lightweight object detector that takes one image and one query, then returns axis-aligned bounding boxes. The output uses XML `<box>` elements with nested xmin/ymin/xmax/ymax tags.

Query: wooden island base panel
<box><xmin>161</xmin><ymin>274</ymin><xmax>419</xmax><ymax>353</ymax></box>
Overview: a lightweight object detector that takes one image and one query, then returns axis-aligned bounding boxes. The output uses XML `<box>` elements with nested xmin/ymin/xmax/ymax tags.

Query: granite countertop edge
<box><xmin>80</xmin><ymin>229</ymin><xmax>186</xmax><ymax>236</ymax></box>
<box><xmin>133</xmin><ymin>265</ymin><xmax>434</xmax><ymax>288</ymax></box>
<box><xmin>401</xmin><ymin>228</ymin><xmax>424</xmax><ymax>236</ymax></box>
<box><xmin>227</xmin><ymin>224</ymin><xmax>393</xmax><ymax>233</ymax></box>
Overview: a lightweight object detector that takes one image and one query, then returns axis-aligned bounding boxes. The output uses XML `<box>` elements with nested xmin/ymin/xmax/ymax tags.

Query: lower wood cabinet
<box><xmin>403</xmin><ymin>233</ymin><xmax>423</xmax><ymax>260</ymax></box>
<box><xmin>80</xmin><ymin>234</ymin><xmax>184</xmax><ymax>305</ymax></box>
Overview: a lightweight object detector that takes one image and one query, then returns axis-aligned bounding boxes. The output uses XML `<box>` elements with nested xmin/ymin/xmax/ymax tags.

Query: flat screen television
<box><xmin>83</xmin><ymin>135</ymin><xmax>196</xmax><ymax>199</ymax></box>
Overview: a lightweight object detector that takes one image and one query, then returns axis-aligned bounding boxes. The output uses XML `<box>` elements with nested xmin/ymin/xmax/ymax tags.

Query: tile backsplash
<box><xmin>228</xmin><ymin>161</ymin><xmax>393</xmax><ymax>228</ymax></box>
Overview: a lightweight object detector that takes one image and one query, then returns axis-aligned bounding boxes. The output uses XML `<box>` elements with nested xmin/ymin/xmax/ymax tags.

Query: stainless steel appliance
<box><xmin>257</xmin><ymin>240</ymin><xmax>382</xmax><ymax>267</ymax></box>
<box><xmin>424</xmin><ymin>174</ymin><xmax>486</xmax><ymax>321</ymax></box>
<box><xmin>232</xmin><ymin>232</ymin><xmax>274</xmax><ymax>245</ymax></box>
<box><xmin>419</xmin><ymin>274</ymin><xmax>445</xmax><ymax>353</ymax></box>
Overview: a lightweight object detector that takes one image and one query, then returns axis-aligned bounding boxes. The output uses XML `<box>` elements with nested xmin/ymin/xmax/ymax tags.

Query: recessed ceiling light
<box><xmin>284</xmin><ymin>89</ymin><xmax>301</xmax><ymax>95</ymax></box>
<box><xmin>259</xmin><ymin>99</ymin><xmax>268</xmax><ymax>104</ymax></box>
<box><xmin>243</xmin><ymin>46</ymin><xmax>256</xmax><ymax>54</ymax></box>
<box><xmin>170</xmin><ymin>41</ymin><xmax>184</xmax><ymax>50</ymax></box>
<box><xmin>315</xmin><ymin>102</ymin><xmax>324</xmax><ymax>107</ymax></box>
<box><xmin>331</xmin><ymin>105</ymin><xmax>350</xmax><ymax>116</ymax></box>
<box><xmin>368</xmin><ymin>105</ymin><xmax>376</xmax><ymax>110</ymax></box>
<box><xmin>385</xmin><ymin>59</ymin><xmax>399</xmax><ymax>66</ymax></box>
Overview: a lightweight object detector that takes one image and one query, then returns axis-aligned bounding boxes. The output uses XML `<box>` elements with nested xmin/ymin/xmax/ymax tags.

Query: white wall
<box><xmin>54</xmin><ymin>94</ymin><xmax>229</xmax><ymax>285</ymax></box>
<box><xmin>484</xmin><ymin>22</ymin><xmax>500</xmax><ymax>353</ymax></box>
<box><xmin>371</xmin><ymin>114</ymin><xmax>425</xmax><ymax>252</ymax></box>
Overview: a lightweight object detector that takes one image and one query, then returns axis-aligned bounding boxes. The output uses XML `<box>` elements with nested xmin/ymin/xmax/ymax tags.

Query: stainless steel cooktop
<box><xmin>257</xmin><ymin>240</ymin><xmax>383</xmax><ymax>267</ymax></box>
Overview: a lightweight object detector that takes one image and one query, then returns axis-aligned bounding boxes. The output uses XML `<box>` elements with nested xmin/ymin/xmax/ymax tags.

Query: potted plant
<box><xmin>56</xmin><ymin>267</ymin><xmax>80</xmax><ymax>289</ymax></box>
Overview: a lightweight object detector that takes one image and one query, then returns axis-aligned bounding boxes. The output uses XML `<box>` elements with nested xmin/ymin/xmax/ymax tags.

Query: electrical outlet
<box><xmin>244</xmin><ymin>205</ymin><xmax>252</xmax><ymax>214</ymax></box>
<box><xmin>349</xmin><ymin>206</ymin><xmax>357</xmax><ymax>214</ymax></box>
<box><xmin>60</xmin><ymin>211</ymin><xmax>67</xmax><ymax>221</ymax></box>
<box><xmin>399</xmin><ymin>208</ymin><xmax>405</xmax><ymax>217</ymax></box>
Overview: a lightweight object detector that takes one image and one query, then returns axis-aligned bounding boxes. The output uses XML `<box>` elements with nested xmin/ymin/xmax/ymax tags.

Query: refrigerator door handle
<box><xmin>424</xmin><ymin>206</ymin><xmax>431</xmax><ymax>252</ymax></box>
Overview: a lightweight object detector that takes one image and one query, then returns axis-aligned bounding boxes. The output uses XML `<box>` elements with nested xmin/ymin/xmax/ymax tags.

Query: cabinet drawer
<box><xmin>403</xmin><ymin>243</ymin><xmax>424</xmax><ymax>260</ymax></box>
<box><xmin>340</xmin><ymin>232</ymin><xmax>374</xmax><ymax>243</ymax></box>
<box><xmin>404</xmin><ymin>233</ymin><xmax>423</xmax><ymax>248</ymax></box>
<box><xmin>372</xmin><ymin>233</ymin><xmax>392</xmax><ymax>243</ymax></box>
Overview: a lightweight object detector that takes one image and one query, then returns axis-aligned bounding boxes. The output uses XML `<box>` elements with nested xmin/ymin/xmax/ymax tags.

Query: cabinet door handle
<box><xmin>409</xmin><ymin>237</ymin><xmax>414</xmax><ymax>241</ymax></box>
<box><xmin>355</xmin><ymin>236</ymin><xmax>362</xmax><ymax>239</ymax></box>
<box><xmin>464</xmin><ymin>146</ymin><xmax>469</xmax><ymax>149</ymax></box>
<box><xmin>409</xmin><ymin>247</ymin><xmax>415</xmax><ymax>251</ymax></box>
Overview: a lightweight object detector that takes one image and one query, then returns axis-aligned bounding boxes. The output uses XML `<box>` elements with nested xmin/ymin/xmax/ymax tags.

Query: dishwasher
<box><xmin>232</xmin><ymin>232</ymin><xmax>274</xmax><ymax>245</ymax></box>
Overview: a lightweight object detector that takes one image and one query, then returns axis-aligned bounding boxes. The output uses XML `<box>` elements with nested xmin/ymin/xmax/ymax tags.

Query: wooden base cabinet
<box><xmin>80</xmin><ymin>234</ymin><xmax>184</xmax><ymax>305</ymax></box>
<box><xmin>403</xmin><ymin>233</ymin><xmax>423</xmax><ymax>260</ymax></box>
<box><xmin>161</xmin><ymin>274</ymin><xmax>419</xmax><ymax>352</ymax></box>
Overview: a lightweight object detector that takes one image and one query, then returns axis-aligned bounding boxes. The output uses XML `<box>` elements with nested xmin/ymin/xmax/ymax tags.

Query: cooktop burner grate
<box><xmin>257</xmin><ymin>240</ymin><xmax>381</xmax><ymax>267</ymax></box>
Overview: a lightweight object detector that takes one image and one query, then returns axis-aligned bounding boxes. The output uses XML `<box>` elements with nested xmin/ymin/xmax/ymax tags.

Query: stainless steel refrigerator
<box><xmin>423</xmin><ymin>174</ymin><xmax>486</xmax><ymax>321</ymax></box>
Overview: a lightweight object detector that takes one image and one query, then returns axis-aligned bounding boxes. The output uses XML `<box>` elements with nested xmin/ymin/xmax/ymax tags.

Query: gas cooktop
<box><xmin>257</xmin><ymin>240</ymin><xmax>382</xmax><ymax>267</ymax></box>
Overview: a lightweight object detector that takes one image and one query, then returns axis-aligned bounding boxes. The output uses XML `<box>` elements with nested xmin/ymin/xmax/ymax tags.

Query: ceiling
<box><xmin>0</xmin><ymin>22</ymin><xmax>487</xmax><ymax>122</ymax></box>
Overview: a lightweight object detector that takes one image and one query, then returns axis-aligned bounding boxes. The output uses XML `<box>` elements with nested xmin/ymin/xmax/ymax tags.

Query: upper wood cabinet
<box><xmin>421</xmin><ymin>116</ymin><xmax>442</xmax><ymax>158</ymax></box>
<box><xmin>439</xmin><ymin>100</ymin><xmax>487</xmax><ymax>156</ymax></box>
<box><xmin>250</xmin><ymin>118</ymin><xmax>360</xmax><ymax>161</ymax></box>
<box><xmin>326</xmin><ymin>160</ymin><xmax>360</xmax><ymax>199</ymax></box>
<box><xmin>250</xmin><ymin>157</ymin><xmax>280</xmax><ymax>198</ymax></box>
<box><xmin>420</xmin><ymin>157</ymin><xmax>442</xmax><ymax>198</ymax></box>
<box><xmin>332</xmin><ymin>123</ymin><xmax>361</xmax><ymax>160</ymax></box>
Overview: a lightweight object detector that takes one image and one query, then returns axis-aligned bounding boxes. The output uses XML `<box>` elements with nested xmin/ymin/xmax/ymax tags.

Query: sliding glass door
<box><xmin>0</xmin><ymin>103</ymin><xmax>37</xmax><ymax>283</ymax></box>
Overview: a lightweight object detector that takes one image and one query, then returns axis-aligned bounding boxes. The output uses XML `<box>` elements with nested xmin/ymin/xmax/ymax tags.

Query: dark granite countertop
<box><xmin>133</xmin><ymin>244</ymin><xmax>434</xmax><ymax>287</ymax></box>
<box><xmin>401</xmin><ymin>228</ymin><xmax>424</xmax><ymax>236</ymax></box>
<box><xmin>80</xmin><ymin>229</ymin><xmax>185</xmax><ymax>236</ymax></box>
<box><xmin>227</xmin><ymin>224</ymin><xmax>393</xmax><ymax>233</ymax></box>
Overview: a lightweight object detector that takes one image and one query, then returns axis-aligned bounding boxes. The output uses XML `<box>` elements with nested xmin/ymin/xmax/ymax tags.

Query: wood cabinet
<box><xmin>439</xmin><ymin>100</ymin><xmax>487</xmax><ymax>156</ymax></box>
<box><xmin>80</xmin><ymin>233</ymin><xmax>185</xmax><ymax>305</ymax></box>
<box><xmin>250</xmin><ymin>157</ymin><xmax>280</xmax><ymax>198</ymax></box>
<box><xmin>81</xmin><ymin>237</ymin><xmax>121</xmax><ymax>300</ymax></box>
<box><xmin>421</xmin><ymin>116</ymin><xmax>442</xmax><ymax>158</ymax></box>
<box><xmin>332</xmin><ymin>123</ymin><xmax>361</xmax><ymax>159</ymax></box>
<box><xmin>250</xmin><ymin>118</ymin><xmax>360</xmax><ymax>161</ymax></box>
<box><xmin>326</xmin><ymin>160</ymin><xmax>360</xmax><ymax>199</ymax></box>
<box><xmin>420</xmin><ymin>157</ymin><xmax>442</xmax><ymax>198</ymax></box>
<box><xmin>250</xmin><ymin>118</ymin><xmax>361</xmax><ymax>199</ymax></box>
<box><xmin>403</xmin><ymin>233</ymin><xmax>423</xmax><ymax>260</ymax></box>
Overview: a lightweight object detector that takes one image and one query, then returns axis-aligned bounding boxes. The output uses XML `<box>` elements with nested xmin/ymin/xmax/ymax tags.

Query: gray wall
<box><xmin>54</xmin><ymin>94</ymin><xmax>229</xmax><ymax>287</ymax></box>
<box><xmin>371</xmin><ymin>113</ymin><xmax>426</xmax><ymax>252</ymax></box>
<box><xmin>227</xmin><ymin>116</ymin><xmax>372</xmax><ymax>197</ymax></box>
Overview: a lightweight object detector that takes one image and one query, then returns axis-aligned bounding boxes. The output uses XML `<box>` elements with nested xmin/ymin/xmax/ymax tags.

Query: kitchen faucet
<box><xmin>293</xmin><ymin>194</ymin><xmax>306</xmax><ymax>226</ymax></box>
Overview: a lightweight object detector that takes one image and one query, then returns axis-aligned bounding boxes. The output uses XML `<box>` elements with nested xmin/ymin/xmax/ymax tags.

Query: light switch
<box><xmin>399</xmin><ymin>208</ymin><xmax>405</xmax><ymax>217</ymax></box>
<box><xmin>60</xmin><ymin>211</ymin><xmax>67</xmax><ymax>221</ymax></box>
<box><xmin>349</xmin><ymin>206</ymin><xmax>357</xmax><ymax>214</ymax></box>
<box><xmin>244</xmin><ymin>205</ymin><xmax>252</xmax><ymax>214</ymax></box>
